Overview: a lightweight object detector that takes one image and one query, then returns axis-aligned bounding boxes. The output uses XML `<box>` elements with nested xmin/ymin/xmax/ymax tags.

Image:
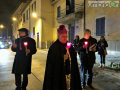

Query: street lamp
<box><xmin>32</xmin><ymin>13</ymin><xmax>37</xmax><ymax>17</ymax></box>
<box><xmin>32</xmin><ymin>13</ymin><xmax>45</xmax><ymax>20</ymax></box>
<box><xmin>0</xmin><ymin>25</ymin><xmax>4</xmax><ymax>28</ymax></box>
<box><xmin>0</xmin><ymin>25</ymin><xmax>8</xmax><ymax>38</ymax></box>
<box><xmin>0</xmin><ymin>25</ymin><xmax>4</xmax><ymax>37</ymax></box>
<box><xmin>12</xmin><ymin>17</ymin><xmax>17</xmax><ymax>21</ymax></box>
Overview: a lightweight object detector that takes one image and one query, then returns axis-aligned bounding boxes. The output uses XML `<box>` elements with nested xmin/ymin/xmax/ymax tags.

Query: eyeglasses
<box><xmin>62</xmin><ymin>36</ymin><xmax>68</xmax><ymax>38</ymax></box>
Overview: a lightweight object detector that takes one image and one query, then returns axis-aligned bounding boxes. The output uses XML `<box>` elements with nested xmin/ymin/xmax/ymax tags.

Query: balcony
<box><xmin>20</xmin><ymin>0</ymin><xmax>32</xmax><ymax>15</ymax></box>
<box><xmin>56</xmin><ymin>4</ymin><xmax>83</xmax><ymax>24</ymax></box>
<box><xmin>51</xmin><ymin>0</ymin><xmax>59</xmax><ymax>5</ymax></box>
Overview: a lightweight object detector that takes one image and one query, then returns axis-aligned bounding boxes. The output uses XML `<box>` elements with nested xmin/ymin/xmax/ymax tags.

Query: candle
<box><xmin>24</xmin><ymin>42</ymin><xmax>28</xmax><ymax>56</ymax></box>
<box><xmin>67</xmin><ymin>42</ymin><xmax>72</xmax><ymax>48</ymax></box>
<box><xmin>24</xmin><ymin>42</ymin><xmax>28</xmax><ymax>47</ymax></box>
<box><xmin>85</xmin><ymin>42</ymin><xmax>88</xmax><ymax>46</ymax></box>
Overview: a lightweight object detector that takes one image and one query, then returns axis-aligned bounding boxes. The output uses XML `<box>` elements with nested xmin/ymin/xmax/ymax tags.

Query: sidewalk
<box><xmin>32</xmin><ymin>49</ymin><xmax>120</xmax><ymax>90</ymax></box>
<box><xmin>0</xmin><ymin>48</ymin><xmax>120</xmax><ymax>90</ymax></box>
<box><xmin>95</xmin><ymin>53</ymin><xmax>120</xmax><ymax>69</ymax></box>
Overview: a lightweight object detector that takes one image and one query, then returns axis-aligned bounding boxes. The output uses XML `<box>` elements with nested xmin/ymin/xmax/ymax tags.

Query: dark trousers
<box><xmin>100</xmin><ymin>54</ymin><xmax>105</xmax><ymax>64</ymax></box>
<box><xmin>80</xmin><ymin>64</ymin><xmax>93</xmax><ymax>86</ymax></box>
<box><xmin>15</xmin><ymin>74</ymin><xmax>28</xmax><ymax>90</ymax></box>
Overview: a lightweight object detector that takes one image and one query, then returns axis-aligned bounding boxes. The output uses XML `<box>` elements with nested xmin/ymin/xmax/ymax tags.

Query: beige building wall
<box><xmin>53</xmin><ymin>0</ymin><xmax>66</xmax><ymax>41</ymax></box>
<box><xmin>13</xmin><ymin>0</ymin><xmax>54</xmax><ymax>49</ymax></box>
<box><xmin>85</xmin><ymin>0</ymin><xmax>120</xmax><ymax>55</ymax></box>
<box><xmin>12</xmin><ymin>0</ymin><xmax>120</xmax><ymax>52</ymax></box>
<box><xmin>53</xmin><ymin>0</ymin><xmax>84</xmax><ymax>42</ymax></box>
<box><xmin>12</xmin><ymin>3</ymin><xmax>26</xmax><ymax>39</ymax></box>
<box><xmin>85</xmin><ymin>0</ymin><xmax>120</xmax><ymax>40</ymax></box>
<box><xmin>41</xmin><ymin>0</ymin><xmax>54</xmax><ymax>48</ymax></box>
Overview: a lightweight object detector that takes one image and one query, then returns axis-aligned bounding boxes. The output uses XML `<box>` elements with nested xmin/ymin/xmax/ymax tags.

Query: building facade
<box><xmin>12</xmin><ymin>0</ymin><xmax>120</xmax><ymax>55</ymax></box>
<box><xmin>12</xmin><ymin>0</ymin><xmax>53</xmax><ymax>49</ymax></box>
<box><xmin>85</xmin><ymin>0</ymin><xmax>120</xmax><ymax>55</ymax></box>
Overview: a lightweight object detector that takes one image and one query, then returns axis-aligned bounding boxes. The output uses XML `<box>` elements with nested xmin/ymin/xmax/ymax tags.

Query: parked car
<box><xmin>0</xmin><ymin>40</ymin><xmax>9</xmax><ymax>49</ymax></box>
<box><xmin>5</xmin><ymin>38</ymin><xmax>12</xmax><ymax>45</ymax></box>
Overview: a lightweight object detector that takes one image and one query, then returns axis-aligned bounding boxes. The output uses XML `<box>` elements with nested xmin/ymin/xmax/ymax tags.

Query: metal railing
<box><xmin>57</xmin><ymin>4</ymin><xmax>83</xmax><ymax>19</ymax></box>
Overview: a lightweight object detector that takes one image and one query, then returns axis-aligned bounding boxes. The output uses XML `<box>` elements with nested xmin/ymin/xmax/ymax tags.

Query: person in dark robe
<box><xmin>11</xmin><ymin>28</ymin><xmax>37</xmax><ymax>90</ymax></box>
<box><xmin>43</xmin><ymin>25</ymin><xmax>82</xmax><ymax>90</ymax></box>
<box><xmin>78</xmin><ymin>29</ymin><xmax>97</xmax><ymax>89</ymax></box>
<box><xmin>73</xmin><ymin>35</ymin><xmax>80</xmax><ymax>57</ymax></box>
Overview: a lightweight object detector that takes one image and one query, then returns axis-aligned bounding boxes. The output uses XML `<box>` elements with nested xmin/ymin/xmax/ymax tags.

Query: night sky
<box><xmin>0</xmin><ymin>0</ymin><xmax>25</xmax><ymax>38</ymax></box>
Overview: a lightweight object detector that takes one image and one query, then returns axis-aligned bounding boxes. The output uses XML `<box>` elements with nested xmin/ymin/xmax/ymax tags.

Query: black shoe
<box><xmin>22</xmin><ymin>88</ymin><xmax>27</xmax><ymax>90</ymax></box>
<box><xmin>82</xmin><ymin>85</ymin><xmax>85</xmax><ymax>89</ymax></box>
<box><xmin>87</xmin><ymin>85</ymin><xmax>94</xmax><ymax>89</ymax></box>
<box><xmin>15</xmin><ymin>87</ymin><xmax>21</xmax><ymax>90</ymax></box>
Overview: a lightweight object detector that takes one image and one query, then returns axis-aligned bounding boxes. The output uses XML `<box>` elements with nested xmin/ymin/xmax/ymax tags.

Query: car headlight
<box><xmin>1</xmin><ymin>45</ymin><xmax>4</xmax><ymax>48</ymax></box>
<box><xmin>0</xmin><ymin>42</ymin><xmax>2</xmax><ymax>45</ymax></box>
<box><xmin>9</xmin><ymin>42</ymin><xmax>11</xmax><ymax>44</ymax></box>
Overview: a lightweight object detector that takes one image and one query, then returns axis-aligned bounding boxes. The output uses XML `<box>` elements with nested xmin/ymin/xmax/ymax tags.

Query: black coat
<box><xmin>73</xmin><ymin>40</ymin><xmax>80</xmax><ymax>54</ymax></box>
<box><xmin>79</xmin><ymin>36</ymin><xmax>97</xmax><ymax>65</ymax></box>
<box><xmin>97</xmin><ymin>39</ymin><xmax>108</xmax><ymax>55</ymax></box>
<box><xmin>11</xmin><ymin>36</ymin><xmax>37</xmax><ymax>74</ymax></box>
<box><xmin>43</xmin><ymin>39</ymin><xmax>82</xmax><ymax>90</ymax></box>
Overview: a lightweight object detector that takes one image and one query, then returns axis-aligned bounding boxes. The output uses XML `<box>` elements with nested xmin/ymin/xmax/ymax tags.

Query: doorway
<box><xmin>37</xmin><ymin>32</ymin><xmax>39</xmax><ymax>48</ymax></box>
<box><xmin>69</xmin><ymin>23</ymin><xmax>75</xmax><ymax>44</ymax></box>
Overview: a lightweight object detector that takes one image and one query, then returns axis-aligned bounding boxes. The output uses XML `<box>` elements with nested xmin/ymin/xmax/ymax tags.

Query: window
<box><xmin>57</xmin><ymin>6</ymin><xmax>61</xmax><ymax>18</ymax></box>
<box><xmin>32</xmin><ymin>1</ymin><xmax>36</xmax><ymax>12</ymax></box>
<box><xmin>23</xmin><ymin>13</ymin><xmax>25</xmax><ymax>22</ymax></box>
<box><xmin>26</xmin><ymin>9</ymin><xmax>30</xmax><ymax>20</ymax></box>
<box><xmin>33</xmin><ymin>27</ymin><xmax>35</xmax><ymax>36</ymax></box>
<box><xmin>96</xmin><ymin>17</ymin><xmax>105</xmax><ymax>36</ymax></box>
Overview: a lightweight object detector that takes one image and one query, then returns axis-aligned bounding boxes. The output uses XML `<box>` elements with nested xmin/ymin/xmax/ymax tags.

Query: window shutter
<box><xmin>33</xmin><ymin>27</ymin><xmax>35</xmax><ymax>35</ymax></box>
<box><xmin>96</xmin><ymin>18</ymin><xmax>101</xmax><ymax>36</ymax></box>
<box><xmin>96</xmin><ymin>17</ymin><xmax>105</xmax><ymax>36</ymax></box>
<box><xmin>101</xmin><ymin>17</ymin><xmax>105</xmax><ymax>36</ymax></box>
<box><xmin>57</xmin><ymin>6</ymin><xmax>60</xmax><ymax>18</ymax></box>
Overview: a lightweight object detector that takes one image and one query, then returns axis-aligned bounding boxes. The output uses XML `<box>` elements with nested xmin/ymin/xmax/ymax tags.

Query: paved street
<box><xmin>0</xmin><ymin>48</ymin><xmax>120</xmax><ymax>90</ymax></box>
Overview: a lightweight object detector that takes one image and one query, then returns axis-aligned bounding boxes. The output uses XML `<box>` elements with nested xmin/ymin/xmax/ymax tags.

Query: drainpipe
<box><xmin>84</xmin><ymin>0</ymin><xmax>85</xmax><ymax>30</ymax></box>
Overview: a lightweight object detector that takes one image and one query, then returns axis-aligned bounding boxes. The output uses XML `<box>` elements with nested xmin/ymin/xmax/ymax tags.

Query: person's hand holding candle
<box><xmin>26</xmin><ymin>49</ymin><xmax>30</xmax><ymax>54</ymax></box>
<box><xmin>66</xmin><ymin>42</ymin><xmax>72</xmax><ymax>49</ymax></box>
<box><xmin>13</xmin><ymin>44</ymin><xmax>17</xmax><ymax>48</ymax></box>
<box><xmin>83</xmin><ymin>41</ymin><xmax>88</xmax><ymax>48</ymax></box>
<box><xmin>24</xmin><ymin>42</ymin><xmax>30</xmax><ymax>55</ymax></box>
<box><xmin>64</xmin><ymin>42</ymin><xmax>72</xmax><ymax>62</ymax></box>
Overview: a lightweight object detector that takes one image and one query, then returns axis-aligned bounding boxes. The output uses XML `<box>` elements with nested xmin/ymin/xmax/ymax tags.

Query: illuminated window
<box><xmin>26</xmin><ymin>9</ymin><xmax>30</xmax><ymax>20</ymax></box>
<box><xmin>32</xmin><ymin>1</ymin><xmax>36</xmax><ymax>12</ymax></box>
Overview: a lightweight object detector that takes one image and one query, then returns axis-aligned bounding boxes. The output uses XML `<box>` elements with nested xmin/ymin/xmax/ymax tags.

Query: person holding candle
<box><xmin>78</xmin><ymin>29</ymin><xmax>97</xmax><ymax>89</ymax></box>
<box><xmin>73</xmin><ymin>35</ymin><xmax>80</xmax><ymax>57</ymax></box>
<box><xmin>43</xmin><ymin>25</ymin><xmax>82</xmax><ymax>90</ymax></box>
<box><xmin>11</xmin><ymin>28</ymin><xmax>37</xmax><ymax>90</ymax></box>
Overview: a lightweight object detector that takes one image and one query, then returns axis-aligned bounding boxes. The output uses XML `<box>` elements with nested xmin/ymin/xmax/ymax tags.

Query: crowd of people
<box><xmin>11</xmin><ymin>25</ymin><xmax>108</xmax><ymax>90</ymax></box>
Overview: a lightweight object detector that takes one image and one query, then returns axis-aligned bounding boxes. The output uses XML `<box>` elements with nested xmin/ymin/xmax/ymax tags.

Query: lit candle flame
<box><xmin>85</xmin><ymin>42</ymin><xmax>88</xmax><ymax>45</ymax></box>
<box><xmin>24</xmin><ymin>42</ymin><xmax>28</xmax><ymax>47</ymax></box>
<box><xmin>67</xmin><ymin>42</ymin><xmax>72</xmax><ymax>48</ymax></box>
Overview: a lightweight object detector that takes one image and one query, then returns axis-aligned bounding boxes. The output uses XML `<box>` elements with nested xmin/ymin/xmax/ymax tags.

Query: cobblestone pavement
<box><xmin>0</xmin><ymin>48</ymin><xmax>120</xmax><ymax>90</ymax></box>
